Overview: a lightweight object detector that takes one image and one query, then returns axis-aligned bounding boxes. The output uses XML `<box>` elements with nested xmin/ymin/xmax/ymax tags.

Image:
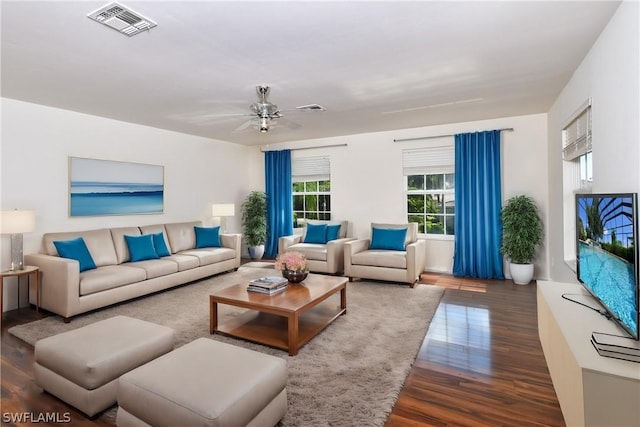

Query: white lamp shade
<box><xmin>0</xmin><ymin>210</ymin><xmax>35</xmax><ymax>234</ymax></box>
<box><xmin>211</xmin><ymin>203</ymin><xmax>235</xmax><ymax>217</ymax></box>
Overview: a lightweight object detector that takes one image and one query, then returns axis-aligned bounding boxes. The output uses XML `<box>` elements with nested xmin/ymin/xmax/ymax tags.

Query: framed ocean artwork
<box><xmin>69</xmin><ymin>157</ymin><xmax>164</xmax><ymax>216</ymax></box>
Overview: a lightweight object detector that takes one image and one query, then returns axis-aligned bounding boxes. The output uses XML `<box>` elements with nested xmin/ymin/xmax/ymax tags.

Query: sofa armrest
<box><xmin>325</xmin><ymin>237</ymin><xmax>356</xmax><ymax>273</ymax></box>
<box><xmin>344</xmin><ymin>239</ymin><xmax>370</xmax><ymax>276</ymax></box>
<box><xmin>406</xmin><ymin>239</ymin><xmax>427</xmax><ymax>282</ymax></box>
<box><xmin>24</xmin><ymin>253</ymin><xmax>80</xmax><ymax>319</ymax></box>
<box><xmin>278</xmin><ymin>234</ymin><xmax>303</xmax><ymax>255</ymax></box>
<box><xmin>220</xmin><ymin>233</ymin><xmax>242</xmax><ymax>268</ymax></box>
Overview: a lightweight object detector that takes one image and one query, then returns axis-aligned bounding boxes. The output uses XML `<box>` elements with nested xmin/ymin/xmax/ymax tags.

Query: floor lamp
<box><xmin>211</xmin><ymin>203</ymin><xmax>235</xmax><ymax>233</ymax></box>
<box><xmin>0</xmin><ymin>210</ymin><xmax>35</xmax><ymax>271</ymax></box>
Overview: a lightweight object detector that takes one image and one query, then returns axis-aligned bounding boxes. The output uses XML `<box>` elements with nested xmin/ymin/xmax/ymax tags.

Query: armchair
<box><xmin>278</xmin><ymin>220</ymin><xmax>353</xmax><ymax>274</ymax></box>
<box><xmin>344</xmin><ymin>223</ymin><xmax>426</xmax><ymax>287</ymax></box>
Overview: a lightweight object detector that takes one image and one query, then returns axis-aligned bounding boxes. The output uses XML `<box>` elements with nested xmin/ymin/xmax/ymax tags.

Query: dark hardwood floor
<box><xmin>1</xmin><ymin>273</ymin><xmax>565</xmax><ymax>427</ymax></box>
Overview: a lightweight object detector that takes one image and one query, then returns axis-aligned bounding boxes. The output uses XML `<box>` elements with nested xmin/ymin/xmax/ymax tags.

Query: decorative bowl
<box><xmin>282</xmin><ymin>270</ymin><xmax>308</xmax><ymax>283</ymax></box>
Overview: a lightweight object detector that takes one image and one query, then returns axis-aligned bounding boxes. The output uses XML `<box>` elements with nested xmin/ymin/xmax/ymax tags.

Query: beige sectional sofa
<box><xmin>25</xmin><ymin>221</ymin><xmax>241</xmax><ymax>321</ymax></box>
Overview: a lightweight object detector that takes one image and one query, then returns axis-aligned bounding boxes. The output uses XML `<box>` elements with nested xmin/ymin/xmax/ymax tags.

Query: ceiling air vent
<box><xmin>87</xmin><ymin>2</ymin><xmax>157</xmax><ymax>37</ymax></box>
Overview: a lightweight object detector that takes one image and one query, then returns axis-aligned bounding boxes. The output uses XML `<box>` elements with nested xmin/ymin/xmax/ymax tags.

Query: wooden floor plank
<box><xmin>1</xmin><ymin>274</ymin><xmax>565</xmax><ymax>426</ymax></box>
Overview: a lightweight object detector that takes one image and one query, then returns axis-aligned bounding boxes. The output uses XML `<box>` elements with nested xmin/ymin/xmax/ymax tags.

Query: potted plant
<box><xmin>241</xmin><ymin>191</ymin><xmax>267</xmax><ymax>260</ymax></box>
<box><xmin>275</xmin><ymin>251</ymin><xmax>309</xmax><ymax>283</ymax></box>
<box><xmin>500</xmin><ymin>194</ymin><xmax>543</xmax><ymax>285</ymax></box>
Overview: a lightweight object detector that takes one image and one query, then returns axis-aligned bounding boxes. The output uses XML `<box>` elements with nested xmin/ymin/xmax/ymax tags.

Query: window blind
<box><xmin>563</xmin><ymin>100</ymin><xmax>592</xmax><ymax>161</ymax></box>
<box><xmin>402</xmin><ymin>143</ymin><xmax>454</xmax><ymax>175</ymax></box>
<box><xmin>292</xmin><ymin>156</ymin><xmax>330</xmax><ymax>182</ymax></box>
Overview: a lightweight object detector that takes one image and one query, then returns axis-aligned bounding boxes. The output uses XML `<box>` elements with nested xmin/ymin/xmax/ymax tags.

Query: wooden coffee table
<box><xmin>210</xmin><ymin>274</ymin><xmax>347</xmax><ymax>355</ymax></box>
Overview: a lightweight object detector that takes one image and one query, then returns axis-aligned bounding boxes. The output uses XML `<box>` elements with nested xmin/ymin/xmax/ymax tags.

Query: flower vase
<box><xmin>283</xmin><ymin>270</ymin><xmax>308</xmax><ymax>283</ymax></box>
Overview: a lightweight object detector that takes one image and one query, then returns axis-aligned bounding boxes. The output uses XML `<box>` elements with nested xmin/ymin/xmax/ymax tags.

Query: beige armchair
<box><xmin>278</xmin><ymin>220</ymin><xmax>353</xmax><ymax>274</ymax></box>
<box><xmin>344</xmin><ymin>223</ymin><xmax>426</xmax><ymax>287</ymax></box>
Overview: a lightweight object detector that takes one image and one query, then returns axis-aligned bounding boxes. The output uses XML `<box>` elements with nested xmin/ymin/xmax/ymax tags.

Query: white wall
<box><xmin>1</xmin><ymin>98</ymin><xmax>261</xmax><ymax>311</ymax></box>
<box><xmin>267</xmin><ymin>113</ymin><xmax>549</xmax><ymax>277</ymax></box>
<box><xmin>547</xmin><ymin>1</ymin><xmax>639</xmax><ymax>282</ymax></box>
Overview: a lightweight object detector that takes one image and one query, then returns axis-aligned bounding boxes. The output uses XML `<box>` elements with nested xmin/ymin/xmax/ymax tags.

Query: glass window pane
<box><xmin>445</xmin><ymin>215</ymin><xmax>455</xmax><ymax>235</ymax></box>
<box><xmin>319</xmin><ymin>195</ymin><xmax>331</xmax><ymax>212</ymax></box>
<box><xmin>444</xmin><ymin>193</ymin><xmax>455</xmax><ymax>214</ymax></box>
<box><xmin>293</xmin><ymin>195</ymin><xmax>304</xmax><ymax>211</ymax></box>
<box><xmin>425</xmin><ymin>194</ymin><xmax>444</xmax><ymax>214</ymax></box>
<box><xmin>425</xmin><ymin>174</ymin><xmax>443</xmax><ymax>190</ymax></box>
<box><xmin>426</xmin><ymin>215</ymin><xmax>444</xmax><ymax>234</ymax></box>
<box><xmin>407</xmin><ymin>175</ymin><xmax>424</xmax><ymax>191</ymax></box>
<box><xmin>407</xmin><ymin>194</ymin><xmax>424</xmax><ymax>213</ymax></box>
<box><xmin>408</xmin><ymin>214</ymin><xmax>425</xmax><ymax>233</ymax></box>
<box><xmin>293</xmin><ymin>182</ymin><xmax>305</xmax><ymax>192</ymax></box>
<box><xmin>306</xmin><ymin>181</ymin><xmax>318</xmax><ymax>192</ymax></box>
<box><xmin>319</xmin><ymin>180</ymin><xmax>331</xmax><ymax>191</ymax></box>
<box><xmin>305</xmin><ymin>195</ymin><xmax>317</xmax><ymax>211</ymax></box>
<box><xmin>445</xmin><ymin>173</ymin><xmax>455</xmax><ymax>190</ymax></box>
<box><xmin>307</xmin><ymin>212</ymin><xmax>318</xmax><ymax>220</ymax></box>
<box><xmin>319</xmin><ymin>212</ymin><xmax>331</xmax><ymax>220</ymax></box>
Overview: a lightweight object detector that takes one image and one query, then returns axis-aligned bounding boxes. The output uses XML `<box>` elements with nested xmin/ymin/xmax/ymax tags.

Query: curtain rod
<box><xmin>394</xmin><ymin>128</ymin><xmax>514</xmax><ymax>143</ymax></box>
<box><xmin>261</xmin><ymin>143</ymin><xmax>347</xmax><ymax>152</ymax></box>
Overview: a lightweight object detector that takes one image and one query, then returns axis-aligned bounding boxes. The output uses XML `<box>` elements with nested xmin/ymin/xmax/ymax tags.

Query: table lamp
<box><xmin>211</xmin><ymin>203</ymin><xmax>235</xmax><ymax>233</ymax></box>
<box><xmin>0</xmin><ymin>210</ymin><xmax>35</xmax><ymax>270</ymax></box>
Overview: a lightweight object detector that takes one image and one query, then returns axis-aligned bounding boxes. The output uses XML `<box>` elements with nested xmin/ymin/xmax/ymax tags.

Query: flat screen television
<box><xmin>576</xmin><ymin>193</ymin><xmax>639</xmax><ymax>340</ymax></box>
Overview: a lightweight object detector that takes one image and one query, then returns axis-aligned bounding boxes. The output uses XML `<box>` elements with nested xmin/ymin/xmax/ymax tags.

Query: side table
<box><xmin>0</xmin><ymin>265</ymin><xmax>40</xmax><ymax>322</ymax></box>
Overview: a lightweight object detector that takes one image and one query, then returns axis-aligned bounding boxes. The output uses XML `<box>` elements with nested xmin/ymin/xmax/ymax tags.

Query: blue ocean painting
<box><xmin>69</xmin><ymin>157</ymin><xmax>164</xmax><ymax>216</ymax></box>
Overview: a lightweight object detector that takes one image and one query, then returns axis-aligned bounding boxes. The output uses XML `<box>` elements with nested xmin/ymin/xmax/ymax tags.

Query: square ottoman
<box><xmin>117</xmin><ymin>338</ymin><xmax>288</xmax><ymax>427</ymax></box>
<box><xmin>34</xmin><ymin>315</ymin><xmax>175</xmax><ymax>417</ymax></box>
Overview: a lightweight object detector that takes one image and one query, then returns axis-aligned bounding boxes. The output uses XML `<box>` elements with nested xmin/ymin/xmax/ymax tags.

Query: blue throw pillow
<box><xmin>369</xmin><ymin>227</ymin><xmax>408</xmax><ymax>251</ymax></box>
<box><xmin>53</xmin><ymin>237</ymin><xmax>97</xmax><ymax>272</ymax></box>
<box><xmin>125</xmin><ymin>234</ymin><xmax>160</xmax><ymax>262</ymax></box>
<box><xmin>194</xmin><ymin>226</ymin><xmax>221</xmax><ymax>248</ymax></box>
<box><xmin>151</xmin><ymin>232</ymin><xmax>171</xmax><ymax>257</ymax></box>
<box><xmin>304</xmin><ymin>223</ymin><xmax>328</xmax><ymax>244</ymax></box>
<box><xmin>326</xmin><ymin>224</ymin><xmax>341</xmax><ymax>241</ymax></box>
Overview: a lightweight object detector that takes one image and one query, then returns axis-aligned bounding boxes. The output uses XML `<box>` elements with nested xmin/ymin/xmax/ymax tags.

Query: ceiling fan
<box><xmin>212</xmin><ymin>85</ymin><xmax>326</xmax><ymax>133</ymax></box>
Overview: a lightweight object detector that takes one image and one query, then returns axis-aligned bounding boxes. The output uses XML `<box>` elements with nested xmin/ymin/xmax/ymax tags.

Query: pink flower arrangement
<box><xmin>275</xmin><ymin>251</ymin><xmax>308</xmax><ymax>272</ymax></box>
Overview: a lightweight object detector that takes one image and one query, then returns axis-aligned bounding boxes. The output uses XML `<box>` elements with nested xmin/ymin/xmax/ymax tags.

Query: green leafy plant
<box><xmin>500</xmin><ymin>195</ymin><xmax>543</xmax><ymax>264</ymax></box>
<box><xmin>241</xmin><ymin>191</ymin><xmax>267</xmax><ymax>247</ymax></box>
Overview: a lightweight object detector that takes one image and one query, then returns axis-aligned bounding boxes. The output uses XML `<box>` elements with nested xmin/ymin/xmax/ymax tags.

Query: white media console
<box><xmin>537</xmin><ymin>281</ymin><xmax>640</xmax><ymax>427</ymax></box>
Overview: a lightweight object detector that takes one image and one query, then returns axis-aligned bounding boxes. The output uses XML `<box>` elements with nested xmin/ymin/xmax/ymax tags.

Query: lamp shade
<box><xmin>0</xmin><ymin>210</ymin><xmax>35</xmax><ymax>234</ymax></box>
<box><xmin>211</xmin><ymin>203</ymin><xmax>235</xmax><ymax>217</ymax></box>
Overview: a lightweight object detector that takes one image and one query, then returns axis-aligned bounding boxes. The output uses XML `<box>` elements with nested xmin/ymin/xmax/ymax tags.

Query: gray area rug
<box><xmin>9</xmin><ymin>266</ymin><xmax>444</xmax><ymax>427</ymax></box>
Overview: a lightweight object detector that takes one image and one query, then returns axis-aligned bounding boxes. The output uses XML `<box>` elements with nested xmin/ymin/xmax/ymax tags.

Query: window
<box><xmin>292</xmin><ymin>156</ymin><xmax>331</xmax><ymax>226</ymax></box>
<box><xmin>407</xmin><ymin>173</ymin><xmax>455</xmax><ymax>235</ymax></box>
<box><xmin>403</xmin><ymin>144</ymin><xmax>455</xmax><ymax>236</ymax></box>
<box><xmin>562</xmin><ymin>98</ymin><xmax>592</xmax><ymax>268</ymax></box>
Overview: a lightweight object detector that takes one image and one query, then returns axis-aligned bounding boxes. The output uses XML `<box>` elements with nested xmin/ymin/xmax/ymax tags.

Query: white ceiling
<box><xmin>1</xmin><ymin>1</ymin><xmax>620</xmax><ymax>146</ymax></box>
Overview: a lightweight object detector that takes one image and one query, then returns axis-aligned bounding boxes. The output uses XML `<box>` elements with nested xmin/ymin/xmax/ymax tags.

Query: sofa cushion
<box><xmin>139</xmin><ymin>224</ymin><xmax>172</xmax><ymax>254</ymax></box>
<box><xmin>151</xmin><ymin>233</ymin><xmax>171</xmax><ymax>257</ymax></box>
<box><xmin>304</xmin><ymin>220</ymin><xmax>348</xmax><ymax>240</ymax></box>
<box><xmin>165</xmin><ymin>221</ymin><xmax>201</xmax><ymax>253</ymax></box>
<box><xmin>125</xmin><ymin>234</ymin><xmax>160</xmax><ymax>262</ymax></box>
<box><xmin>53</xmin><ymin>237</ymin><xmax>97</xmax><ymax>272</ymax></box>
<box><xmin>304</xmin><ymin>223</ymin><xmax>328</xmax><ymax>244</ymax></box>
<box><xmin>194</xmin><ymin>226</ymin><xmax>221</xmax><ymax>248</ymax></box>
<box><xmin>44</xmin><ymin>229</ymin><xmax>118</xmax><ymax>267</ymax></box>
<box><xmin>351</xmin><ymin>250</ymin><xmax>408</xmax><ymax>269</ymax></box>
<box><xmin>79</xmin><ymin>265</ymin><xmax>147</xmax><ymax>296</ymax></box>
<box><xmin>287</xmin><ymin>243</ymin><xmax>327</xmax><ymax>261</ymax></box>
<box><xmin>110</xmin><ymin>227</ymin><xmax>142</xmax><ymax>264</ymax></box>
<box><xmin>370</xmin><ymin>227</ymin><xmax>408</xmax><ymax>251</ymax></box>
<box><xmin>126</xmin><ymin>259</ymin><xmax>179</xmax><ymax>279</ymax></box>
<box><xmin>162</xmin><ymin>254</ymin><xmax>200</xmax><ymax>271</ymax></box>
<box><xmin>179</xmin><ymin>248</ymin><xmax>235</xmax><ymax>266</ymax></box>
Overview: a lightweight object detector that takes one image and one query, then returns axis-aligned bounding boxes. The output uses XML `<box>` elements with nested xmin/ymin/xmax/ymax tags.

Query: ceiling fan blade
<box><xmin>233</xmin><ymin>118</ymin><xmax>258</xmax><ymax>132</ymax></box>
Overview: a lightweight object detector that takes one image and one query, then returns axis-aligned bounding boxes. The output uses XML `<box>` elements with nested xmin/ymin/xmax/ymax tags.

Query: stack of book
<box><xmin>591</xmin><ymin>332</ymin><xmax>640</xmax><ymax>363</ymax></box>
<box><xmin>247</xmin><ymin>276</ymin><xmax>288</xmax><ymax>295</ymax></box>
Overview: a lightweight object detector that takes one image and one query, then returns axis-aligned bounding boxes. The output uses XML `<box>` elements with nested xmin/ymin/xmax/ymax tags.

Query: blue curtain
<box><xmin>452</xmin><ymin>130</ymin><xmax>504</xmax><ymax>279</ymax></box>
<box><xmin>265</xmin><ymin>150</ymin><xmax>293</xmax><ymax>258</ymax></box>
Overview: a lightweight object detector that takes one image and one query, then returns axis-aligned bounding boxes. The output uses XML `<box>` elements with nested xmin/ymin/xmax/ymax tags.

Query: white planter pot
<box><xmin>248</xmin><ymin>245</ymin><xmax>265</xmax><ymax>260</ymax></box>
<box><xmin>509</xmin><ymin>262</ymin><xmax>534</xmax><ymax>285</ymax></box>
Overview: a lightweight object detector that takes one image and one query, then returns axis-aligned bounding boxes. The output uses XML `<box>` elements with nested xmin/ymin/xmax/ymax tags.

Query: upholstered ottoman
<box><xmin>34</xmin><ymin>316</ymin><xmax>174</xmax><ymax>417</ymax></box>
<box><xmin>117</xmin><ymin>338</ymin><xmax>288</xmax><ymax>427</ymax></box>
